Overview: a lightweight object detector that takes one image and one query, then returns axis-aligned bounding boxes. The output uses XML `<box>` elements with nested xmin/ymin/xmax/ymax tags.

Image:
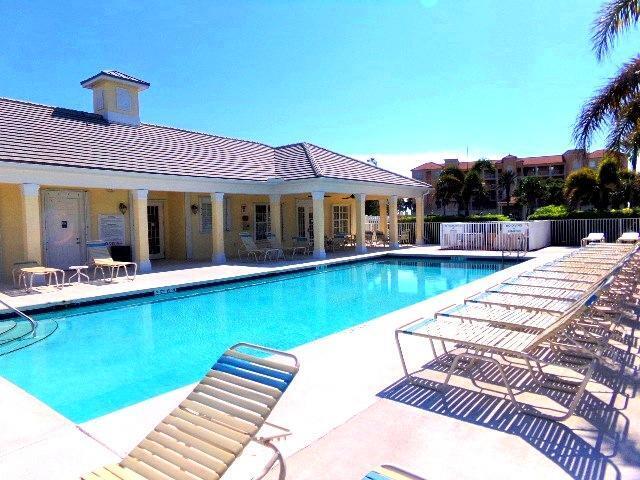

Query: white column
<box><xmin>131</xmin><ymin>189</ymin><xmax>152</xmax><ymax>273</ymax></box>
<box><xmin>269</xmin><ymin>194</ymin><xmax>282</xmax><ymax>244</ymax></box>
<box><xmin>211</xmin><ymin>192</ymin><xmax>226</xmax><ymax>264</ymax></box>
<box><xmin>355</xmin><ymin>193</ymin><xmax>367</xmax><ymax>254</ymax></box>
<box><xmin>415</xmin><ymin>194</ymin><xmax>425</xmax><ymax>246</ymax></box>
<box><xmin>389</xmin><ymin>195</ymin><xmax>399</xmax><ymax>249</ymax></box>
<box><xmin>378</xmin><ymin>199</ymin><xmax>387</xmax><ymax>235</ymax></box>
<box><xmin>311</xmin><ymin>191</ymin><xmax>326</xmax><ymax>259</ymax></box>
<box><xmin>20</xmin><ymin>183</ymin><xmax>42</xmax><ymax>264</ymax></box>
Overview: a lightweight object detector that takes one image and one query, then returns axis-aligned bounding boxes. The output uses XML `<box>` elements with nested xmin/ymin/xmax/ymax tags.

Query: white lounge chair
<box><xmin>617</xmin><ymin>232</ymin><xmax>640</xmax><ymax>244</ymax></box>
<box><xmin>87</xmin><ymin>240</ymin><xmax>137</xmax><ymax>281</ymax></box>
<box><xmin>238</xmin><ymin>232</ymin><xmax>280</xmax><ymax>261</ymax></box>
<box><xmin>581</xmin><ymin>232</ymin><xmax>605</xmax><ymax>246</ymax></box>
<box><xmin>82</xmin><ymin>343</ymin><xmax>299</xmax><ymax>480</ymax></box>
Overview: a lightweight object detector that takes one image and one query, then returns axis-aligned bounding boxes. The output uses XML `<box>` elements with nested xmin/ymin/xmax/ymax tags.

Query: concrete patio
<box><xmin>1</xmin><ymin>246</ymin><xmax>638</xmax><ymax>479</ymax></box>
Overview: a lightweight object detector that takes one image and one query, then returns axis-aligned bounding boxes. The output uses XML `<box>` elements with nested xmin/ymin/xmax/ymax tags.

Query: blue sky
<box><xmin>0</xmin><ymin>0</ymin><xmax>637</xmax><ymax>175</ymax></box>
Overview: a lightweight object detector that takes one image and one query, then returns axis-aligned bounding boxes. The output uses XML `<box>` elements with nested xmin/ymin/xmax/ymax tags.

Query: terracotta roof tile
<box><xmin>521</xmin><ymin>155</ymin><xmax>564</xmax><ymax>167</ymax></box>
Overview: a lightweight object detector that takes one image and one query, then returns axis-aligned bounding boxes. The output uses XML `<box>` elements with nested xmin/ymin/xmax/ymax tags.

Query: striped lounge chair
<box><xmin>82</xmin><ymin>343</ymin><xmax>299</xmax><ymax>480</ymax></box>
<box><xmin>364</xmin><ymin>465</ymin><xmax>425</xmax><ymax>479</ymax></box>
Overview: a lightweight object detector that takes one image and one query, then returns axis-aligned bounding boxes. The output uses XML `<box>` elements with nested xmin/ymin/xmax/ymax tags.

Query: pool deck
<box><xmin>2</xmin><ymin>246</ymin><xmax>639</xmax><ymax>479</ymax></box>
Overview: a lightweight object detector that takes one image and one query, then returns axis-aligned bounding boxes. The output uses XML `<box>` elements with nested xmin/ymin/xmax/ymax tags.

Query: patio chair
<box><xmin>331</xmin><ymin>233</ymin><xmax>348</xmax><ymax>251</ymax></box>
<box><xmin>265</xmin><ymin>234</ymin><xmax>285</xmax><ymax>260</ymax></box>
<box><xmin>581</xmin><ymin>232</ymin><xmax>605</xmax><ymax>246</ymax></box>
<box><xmin>87</xmin><ymin>240</ymin><xmax>137</xmax><ymax>281</ymax></box>
<box><xmin>285</xmin><ymin>236</ymin><xmax>310</xmax><ymax>257</ymax></box>
<box><xmin>12</xmin><ymin>260</ymin><xmax>39</xmax><ymax>287</ymax></box>
<box><xmin>365</xmin><ymin>230</ymin><xmax>374</xmax><ymax>246</ymax></box>
<box><xmin>375</xmin><ymin>230</ymin><xmax>388</xmax><ymax>247</ymax></box>
<box><xmin>238</xmin><ymin>232</ymin><xmax>280</xmax><ymax>262</ymax></box>
<box><xmin>617</xmin><ymin>232</ymin><xmax>640</xmax><ymax>244</ymax></box>
<box><xmin>399</xmin><ymin>231</ymin><xmax>411</xmax><ymax>245</ymax></box>
<box><xmin>81</xmin><ymin>343</ymin><xmax>299</xmax><ymax>480</ymax></box>
<box><xmin>364</xmin><ymin>465</ymin><xmax>425</xmax><ymax>480</ymax></box>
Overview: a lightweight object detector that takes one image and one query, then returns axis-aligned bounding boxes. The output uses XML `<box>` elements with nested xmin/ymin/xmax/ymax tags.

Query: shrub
<box><xmin>528</xmin><ymin>205</ymin><xmax>640</xmax><ymax>220</ymax></box>
<box><xmin>398</xmin><ymin>213</ymin><xmax>510</xmax><ymax>223</ymax></box>
<box><xmin>527</xmin><ymin>205</ymin><xmax>569</xmax><ymax>220</ymax></box>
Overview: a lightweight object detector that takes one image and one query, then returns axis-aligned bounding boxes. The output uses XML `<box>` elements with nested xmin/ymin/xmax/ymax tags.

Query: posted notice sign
<box><xmin>98</xmin><ymin>214</ymin><xmax>126</xmax><ymax>246</ymax></box>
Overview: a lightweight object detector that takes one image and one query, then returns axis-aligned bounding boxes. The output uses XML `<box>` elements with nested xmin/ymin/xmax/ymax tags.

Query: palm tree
<box><xmin>461</xmin><ymin>169</ymin><xmax>486</xmax><ymax>216</ymax></box>
<box><xmin>564</xmin><ymin>168</ymin><xmax>599</xmax><ymax>209</ymax></box>
<box><xmin>498</xmin><ymin>170</ymin><xmax>517</xmax><ymax>212</ymax></box>
<box><xmin>435</xmin><ymin>166</ymin><xmax>465</xmax><ymax>214</ymax></box>
<box><xmin>574</xmin><ymin>0</ymin><xmax>640</xmax><ymax>171</ymax></box>
<box><xmin>515</xmin><ymin>176</ymin><xmax>545</xmax><ymax>218</ymax></box>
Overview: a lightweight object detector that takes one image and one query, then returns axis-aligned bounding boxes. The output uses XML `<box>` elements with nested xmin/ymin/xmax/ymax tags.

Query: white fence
<box><xmin>366</xmin><ymin>216</ymin><xmax>640</xmax><ymax>248</ymax></box>
<box><xmin>365</xmin><ymin>216</ymin><xmax>416</xmax><ymax>244</ymax></box>
<box><xmin>549</xmin><ymin>217</ymin><xmax>640</xmax><ymax>245</ymax></box>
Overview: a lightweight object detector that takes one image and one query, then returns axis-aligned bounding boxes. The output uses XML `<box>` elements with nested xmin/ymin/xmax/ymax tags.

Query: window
<box><xmin>199</xmin><ymin>196</ymin><xmax>231</xmax><ymax>233</ymax></box>
<box><xmin>332</xmin><ymin>205</ymin><xmax>350</xmax><ymax>235</ymax></box>
<box><xmin>200</xmin><ymin>197</ymin><xmax>212</xmax><ymax>233</ymax></box>
<box><xmin>254</xmin><ymin>204</ymin><xmax>271</xmax><ymax>240</ymax></box>
<box><xmin>116</xmin><ymin>88</ymin><xmax>132</xmax><ymax>112</ymax></box>
<box><xmin>589</xmin><ymin>160</ymin><xmax>597</xmax><ymax>169</ymax></box>
<box><xmin>297</xmin><ymin>206</ymin><xmax>306</xmax><ymax>237</ymax></box>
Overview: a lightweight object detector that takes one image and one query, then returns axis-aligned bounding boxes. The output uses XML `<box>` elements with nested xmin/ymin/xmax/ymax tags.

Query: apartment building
<box><xmin>411</xmin><ymin>149</ymin><xmax>627</xmax><ymax>214</ymax></box>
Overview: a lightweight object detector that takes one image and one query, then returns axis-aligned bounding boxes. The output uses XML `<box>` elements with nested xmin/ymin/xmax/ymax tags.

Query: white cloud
<box><xmin>351</xmin><ymin>150</ymin><xmax>501</xmax><ymax>178</ymax></box>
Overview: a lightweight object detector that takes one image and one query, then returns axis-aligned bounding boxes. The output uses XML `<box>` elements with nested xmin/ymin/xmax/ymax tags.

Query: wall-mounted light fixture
<box><xmin>191</xmin><ymin>204</ymin><xmax>199</xmax><ymax>215</ymax></box>
<box><xmin>118</xmin><ymin>202</ymin><xmax>128</xmax><ymax>215</ymax></box>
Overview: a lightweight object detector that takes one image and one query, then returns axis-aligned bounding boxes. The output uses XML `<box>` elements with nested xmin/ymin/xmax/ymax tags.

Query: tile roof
<box><xmin>521</xmin><ymin>155</ymin><xmax>564</xmax><ymax>167</ymax></box>
<box><xmin>0</xmin><ymin>98</ymin><xmax>426</xmax><ymax>188</ymax></box>
<box><xmin>412</xmin><ymin>161</ymin><xmax>441</xmax><ymax>171</ymax></box>
<box><xmin>80</xmin><ymin>70</ymin><xmax>150</xmax><ymax>87</ymax></box>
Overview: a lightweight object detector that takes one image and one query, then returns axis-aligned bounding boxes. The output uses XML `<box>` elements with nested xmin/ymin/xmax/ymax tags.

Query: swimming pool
<box><xmin>0</xmin><ymin>257</ymin><xmax>517</xmax><ymax>422</ymax></box>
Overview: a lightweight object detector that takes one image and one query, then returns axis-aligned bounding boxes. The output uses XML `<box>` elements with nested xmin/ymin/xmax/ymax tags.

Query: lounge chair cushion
<box><xmin>364</xmin><ymin>465</ymin><xmax>423</xmax><ymax>480</ymax></box>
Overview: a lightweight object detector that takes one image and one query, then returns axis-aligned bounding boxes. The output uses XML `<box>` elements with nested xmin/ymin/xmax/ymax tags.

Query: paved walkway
<box><xmin>2</xmin><ymin>246</ymin><xmax>613</xmax><ymax>480</ymax></box>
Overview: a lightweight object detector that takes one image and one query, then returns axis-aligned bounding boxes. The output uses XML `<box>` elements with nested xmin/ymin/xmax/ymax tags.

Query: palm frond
<box><xmin>592</xmin><ymin>0</ymin><xmax>640</xmax><ymax>60</ymax></box>
<box><xmin>605</xmin><ymin>94</ymin><xmax>640</xmax><ymax>150</ymax></box>
<box><xmin>573</xmin><ymin>55</ymin><xmax>640</xmax><ymax>150</ymax></box>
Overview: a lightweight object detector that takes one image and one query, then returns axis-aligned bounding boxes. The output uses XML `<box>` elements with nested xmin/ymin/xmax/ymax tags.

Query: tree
<box><xmin>461</xmin><ymin>170</ymin><xmax>486</xmax><ymax>216</ymax></box>
<box><xmin>470</xmin><ymin>158</ymin><xmax>496</xmax><ymax>209</ymax></box>
<box><xmin>365</xmin><ymin>200</ymin><xmax>379</xmax><ymax>216</ymax></box>
<box><xmin>573</xmin><ymin>0</ymin><xmax>640</xmax><ymax>171</ymax></box>
<box><xmin>541</xmin><ymin>178</ymin><xmax>565</xmax><ymax>205</ymax></box>
<box><xmin>515</xmin><ymin>176</ymin><xmax>546</xmax><ymax>218</ymax></box>
<box><xmin>612</xmin><ymin>170</ymin><xmax>640</xmax><ymax>206</ymax></box>
<box><xmin>564</xmin><ymin>168</ymin><xmax>599</xmax><ymax>208</ymax></box>
<box><xmin>498</xmin><ymin>170</ymin><xmax>517</xmax><ymax>212</ymax></box>
<box><xmin>435</xmin><ymin>166</ymin><xmax>465</xmax><ymax>214</ymax></box>
<box><xmin>597</xmin><ymin>156</ymin><xmax>622</xmax><ymax>208</ymax></box>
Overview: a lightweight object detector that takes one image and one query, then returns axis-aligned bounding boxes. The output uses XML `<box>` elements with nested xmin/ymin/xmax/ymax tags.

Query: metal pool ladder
<box><xmin>0</xmin><ymin>297</ymin><xmax>37</xmax><ymax>339</ymax></box>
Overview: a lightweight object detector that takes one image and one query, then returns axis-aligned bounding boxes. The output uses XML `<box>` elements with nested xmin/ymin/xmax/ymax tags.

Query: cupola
<box><xmin>80</xmin><ymin>70</ymin><xmax>150</xmax><ymax>126</ymax></box>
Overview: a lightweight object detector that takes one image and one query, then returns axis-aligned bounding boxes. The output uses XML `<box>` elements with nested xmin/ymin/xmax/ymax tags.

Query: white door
<box><xmin>43</xmin><ymin>190</ymin><xmax>86</xmax><ymax>269</ymax></box>
<box><xmin>296</xmin><ymin>200</ymin><xmax>314</xmax><ymax>239</ymax></box>
<box><xmin>147</xmin><ymin>201</ymin><xmax>165</xmax><ymax>259</ymax></box>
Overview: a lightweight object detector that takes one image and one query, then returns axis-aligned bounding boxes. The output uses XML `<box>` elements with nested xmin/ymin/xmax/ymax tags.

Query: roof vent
<box><xmin>80</xmin><ymin>70</ymin><xmax>149</xmax><ymax>126</ymax></box>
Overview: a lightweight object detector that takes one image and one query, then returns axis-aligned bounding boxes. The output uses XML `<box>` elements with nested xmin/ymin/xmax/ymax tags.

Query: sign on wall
<box><xmin>501</xmin><ymin>222</ymin><xmax>528</xmax><ymax>235</ymax></box>
<box><xmin>98</xmin><ymin>214</ymin><xmax>126</xmax><ymax>246</ymax></box>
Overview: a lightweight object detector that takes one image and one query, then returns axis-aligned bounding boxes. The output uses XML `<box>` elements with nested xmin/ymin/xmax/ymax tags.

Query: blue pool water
<box><xmin>0</xmin><ymin>257</ymin><xmax>515</xmax><ymax>422</ymax></box>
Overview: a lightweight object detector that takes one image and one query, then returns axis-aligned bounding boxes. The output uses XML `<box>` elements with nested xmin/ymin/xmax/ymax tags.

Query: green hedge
<box><xmin>398</xmin><ymin>213</ymin><xmax>510</xmax><ymax>223</ymax></box>
<box><xmin>528</xmin><ymin>205</ymin><xmax>640</xmax><ymax>220</ymax></box>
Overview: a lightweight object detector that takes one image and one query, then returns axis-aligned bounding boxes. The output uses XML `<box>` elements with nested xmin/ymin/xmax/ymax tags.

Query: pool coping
<box><xmin>0</xmin><ymin>247</ymin><xmax>532</xmax><ymax>318</ymax></box>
